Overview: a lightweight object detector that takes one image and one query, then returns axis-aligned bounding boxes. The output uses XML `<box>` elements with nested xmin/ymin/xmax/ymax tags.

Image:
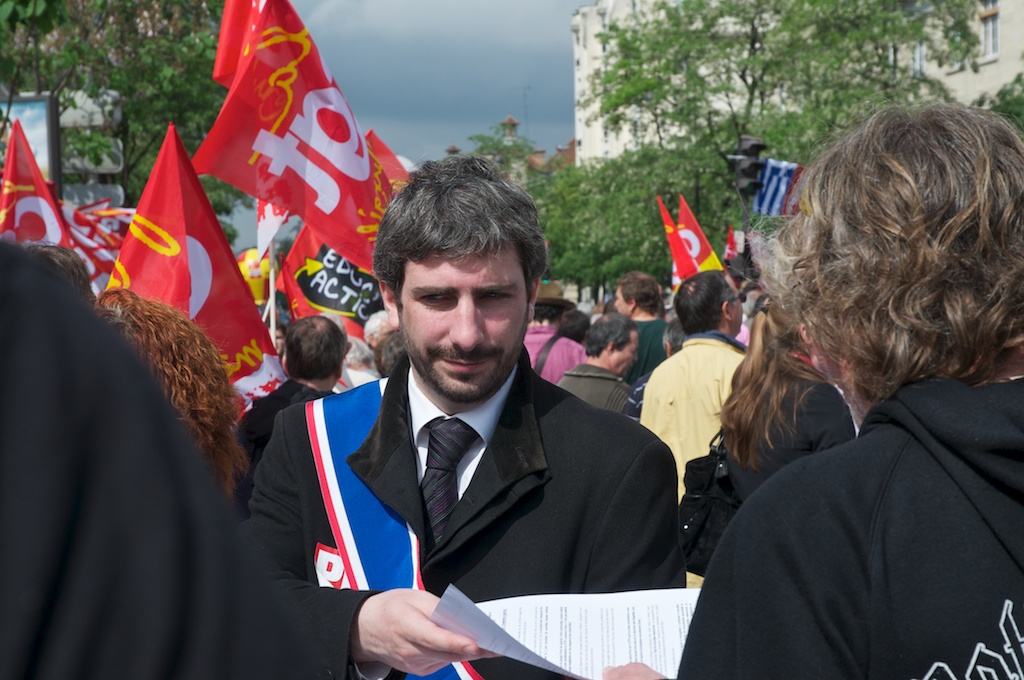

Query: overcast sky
<box><xmin>296</xmin><ymin>0</ymin><xmax>585</xmax><ymax>163</ymax></box>
<box><xmin>234</xmin><ymin>0</ymin><xmax>586</xmax><ymax>248</ymax></box>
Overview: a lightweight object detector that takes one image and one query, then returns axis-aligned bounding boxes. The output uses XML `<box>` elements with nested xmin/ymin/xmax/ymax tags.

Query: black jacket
<box><xmin>0</xmin><ymin>243</ymin><xmax>313</xmax><ymax>678</ymax></box>
<box><xmin>241</xmin><ymin>379</ymin><xmax>332</xmax><ymax>465</ymax></box>
<box><xmin>679</xmin><ymin>378</ymin><xmax>1024</xmax><ymax>679</ymax></box>
<box><xmin>244</xmin><ymin>352</ymin><xmax>685</xmax><ymax>680</ymax></box>
<box><xmin>726</xmin><ymin>380</ymin><xmax>856</xmax><ymax>501</ymax></box>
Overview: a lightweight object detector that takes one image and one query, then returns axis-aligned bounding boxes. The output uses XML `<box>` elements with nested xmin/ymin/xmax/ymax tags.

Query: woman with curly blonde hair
<box><xmin>608</xmin><ymin>103</ymin><xmax>1024</xmax><ymax>680</ymax></box>
<box><xmin>96</xmin><ymin>288</ymin><xmax>248</xmax><ymax>497</ymax></box>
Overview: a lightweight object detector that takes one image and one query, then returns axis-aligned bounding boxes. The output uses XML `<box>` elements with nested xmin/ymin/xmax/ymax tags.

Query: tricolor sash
<box><xmin>307</xmin><ymin>382</ymin><xmax>484</xmax><ymax>680</ymax></box>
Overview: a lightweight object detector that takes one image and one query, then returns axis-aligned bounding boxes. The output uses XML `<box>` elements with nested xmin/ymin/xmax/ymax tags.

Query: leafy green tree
<box><xmin>1</xmin><ymin>0</ymin><xmax>248</xmax><ymax>243</ymax></box>
<box><xmin>537</xmin><ymin>144</ymin><xmax>731</xmax><ymax>290</ymax></box>
<box><xmin>550</xmin><ymin>0</ymin><xmax>980</xmax><ymax>284</ymax></box>
<box><xmin>976</xmin><ymin>73</ymin><xmax>1024</xmax><ymax>131</ymax></box>
<box><xmin>469</xmin><ymin>119</ymin><xmax>539</xmax><ymax>167</ymax></box>
<box><xmin>467</xmin><ymin>117</ymin><xmax>563</xmax><ymax>206</ymax></box>
<box><xmin>592</xmin><ymin>0</ymin><xmax>977</xmax><ymax>156</ymax></box>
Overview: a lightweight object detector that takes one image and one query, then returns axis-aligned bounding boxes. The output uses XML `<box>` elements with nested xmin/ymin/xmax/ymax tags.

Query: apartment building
<box><xmin>571</xmin><ymin>0</ymin><xmax>656</xmax><ymax>163</ymax></box>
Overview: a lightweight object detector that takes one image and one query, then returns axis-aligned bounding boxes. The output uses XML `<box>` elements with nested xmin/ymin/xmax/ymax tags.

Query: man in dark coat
<box><xmin>0</xmin><ymin>242</ymin><xmax>313</xmax><ymax>678</ymax></box>
<box><xmin>236</xmin><ymin>315</ymin><xmax>347</xmax><ymax>516</ymax></box>
<box><xmin>241</xmin><ymin>315</ymin><xmax>346</xmax><ymax>459</ymax></box>
<box><xmin>244</xmin><ymin>155</ymin><xmax>685</xmax><ymax>680</ymax></box>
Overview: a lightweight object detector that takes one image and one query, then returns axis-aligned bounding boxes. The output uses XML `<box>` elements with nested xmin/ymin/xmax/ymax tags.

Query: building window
<box><xmin>980</xmin><ymin>0</ymin><xmax>999</xmax><ymax>58</ymax></box>
<box><xmin>912</xmin><ymin>42</ymin><xmax>927</xmax><ymax>76</ymax></box>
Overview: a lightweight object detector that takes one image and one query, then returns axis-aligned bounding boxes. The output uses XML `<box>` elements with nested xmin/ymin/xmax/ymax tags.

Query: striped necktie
<box><xmin>421</xmin><ymin>417</ymin><xmax>478</xmax><ymax>544</ymax></box>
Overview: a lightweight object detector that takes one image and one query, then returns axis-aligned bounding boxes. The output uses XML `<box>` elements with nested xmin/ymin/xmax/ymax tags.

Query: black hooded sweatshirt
<box><xmin>679</xmin><ymin>378</ymin><xmax>1024</xmax><ymax>680</ymax></box>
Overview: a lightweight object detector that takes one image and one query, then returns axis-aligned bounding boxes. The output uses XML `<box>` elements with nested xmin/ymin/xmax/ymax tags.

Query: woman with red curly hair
<box><xmin>96</xmin><ymin>288</ymin><xmax>247</xmax><ymax>498</ymax></box>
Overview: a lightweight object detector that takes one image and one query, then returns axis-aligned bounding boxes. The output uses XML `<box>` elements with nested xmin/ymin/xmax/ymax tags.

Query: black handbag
<box><xmin>678</xmin><ymin>429</ymin><xmax>742</xmax><ymax>576</ymax></box>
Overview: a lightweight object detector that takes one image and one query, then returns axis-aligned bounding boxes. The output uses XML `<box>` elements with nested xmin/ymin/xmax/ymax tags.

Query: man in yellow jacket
<box><xmin>640</xmin><ymin>270</ymin><xmax>746</xmax><ymax>501</ymax></box>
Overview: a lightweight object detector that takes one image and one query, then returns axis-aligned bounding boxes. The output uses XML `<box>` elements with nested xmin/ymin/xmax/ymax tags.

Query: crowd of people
<box><xmin>7</xmin><ymin>102</ymin><xmax>1024</xmax><ymax>679</ymax></box>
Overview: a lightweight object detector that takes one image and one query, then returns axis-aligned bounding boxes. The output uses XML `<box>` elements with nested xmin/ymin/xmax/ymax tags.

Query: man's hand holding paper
<box><xmin>352</xmin><ymin>589</ymin><xmax>498</xmax><ymax>676</ymax></box>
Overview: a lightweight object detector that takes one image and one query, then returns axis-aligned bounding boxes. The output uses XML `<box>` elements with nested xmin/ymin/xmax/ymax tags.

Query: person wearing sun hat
<box><xmin>523</xmin><ymin>279</ymin><xmax>587</xmax><ymax>384</ymax></box>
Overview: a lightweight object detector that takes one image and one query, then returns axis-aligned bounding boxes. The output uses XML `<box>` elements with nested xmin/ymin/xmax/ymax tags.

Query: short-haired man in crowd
<box><xmin>610</xmin><ymin>103</ymin><xmax>1024</xmax><ymax>680</ymax></box>
<box><xmin>640</xmin><ymin>270</ymin><xmax>745</xmax><ymax>500</ymax></box>
<box><xmin>237</xmin><ymin>316</ymin><xmax>347</xmax><ymax>515</ymax></box>
<box><xmin>558</xmin><ymin>312</ymin><xmax>638</xmax><ymax>412</ymax></box>
<box><xmin>613</xmin><ymin>271</ymin><xmax>667</xmax><ymax>385</ymax></box>
<box><xmin>244</xmin><ymin>155</ymin><xmax>685</xmax><ymax>680</ymax></box>
<box><xmin>523</xmin><ymin>280</ymin><xmax>586</xmax><ymax>384</ymax></box>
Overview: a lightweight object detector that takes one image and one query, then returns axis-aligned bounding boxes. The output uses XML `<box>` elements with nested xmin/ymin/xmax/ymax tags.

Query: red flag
<box><xmin>657</xmin><ymin>194</ymin><xmax>722</xmax><ymax>287</ymax></box>
<box><xmin>193</xmin><ymin>0</ymin><xmax>387</xmax><ymax>274</ymax></box>
<box><xmin>252</xmin><ymin>130</ymin><xmax>406</xmax><ymax>260</ymax></box>
<box><xmin>212</xmin><ymin>0</ymin><xmax>257</xmax><ymax>87</ymax></box>
<box><xmin>723</xmin><ymin>224</ymin><xmax>738</xmax><ymax>262</ymax></box>
<box><xmin>61</xmin><ymin>201</ymin><xmax>121</xmax><ymax>292</ymax></box>
<box><xmin>780</xmin><ymin>165</ymin><xmax>806</xmax><ymax>216</ymax></box>
<box><xmin>366</xmin><ymin>129</ymin><xmax>409</xmax><ymax>189</ymax></box>
<box><xmin>277</xmin><ymin>223</ymin><xmax>383</xmax><ymax>340</ymax></box>
<box><xmin>110</xmin><ymin>123</ymin><xmax>285</xmax><ymax>406</ymax></box>
<box><xmin>84</xmin><ymin>204</ymin><xmax>135</xmax><ymax>240</ymax></box>
<box><xmin>0</xmin><ymin>119</ymin><xmax>73</xmax><ymax>247</ymax></box>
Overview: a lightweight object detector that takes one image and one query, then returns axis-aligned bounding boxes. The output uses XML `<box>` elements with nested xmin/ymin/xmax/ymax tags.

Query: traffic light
<box><xmin>733</xmin><ymin>135</ymin><xmax>766</xmax><ymax>196</ymax></box>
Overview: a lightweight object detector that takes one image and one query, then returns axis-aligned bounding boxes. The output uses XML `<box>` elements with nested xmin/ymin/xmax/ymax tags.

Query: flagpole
<box><xmin>267</xmin><ymin>238</ymin><xmax>277</xmax><ymax>339</ymax></box>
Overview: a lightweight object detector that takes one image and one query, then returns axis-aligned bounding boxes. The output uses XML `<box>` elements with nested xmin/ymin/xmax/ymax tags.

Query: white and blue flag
<box><xmin>753</xmin><ymin>159</ymin><xmax>799</xmax><ymax>216</ymax></box>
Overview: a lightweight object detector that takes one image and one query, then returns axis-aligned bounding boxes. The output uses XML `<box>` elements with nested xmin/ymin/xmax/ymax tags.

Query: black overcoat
<box><xmin>244</xmin><ymin>352</ymin><xmax>685</xmax><ymax>680</ymax></box>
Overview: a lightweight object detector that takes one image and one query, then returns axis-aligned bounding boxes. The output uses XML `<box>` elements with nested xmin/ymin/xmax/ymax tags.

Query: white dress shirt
<box><xmin>405</xmin><ymin>364</ymin><xmax>517</xmax><ymax>499</ymax></box>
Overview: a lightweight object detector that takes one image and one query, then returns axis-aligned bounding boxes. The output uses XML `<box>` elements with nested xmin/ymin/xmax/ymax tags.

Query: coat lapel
<box><xmin>429</xmin><ymin>353</ymin><xmax>551</xmax><ymax>561</ymax></box>
<box><xmin>345</xmin><ymin>352</ymin><xmax>553</xmax><ymax>564</ymax></box>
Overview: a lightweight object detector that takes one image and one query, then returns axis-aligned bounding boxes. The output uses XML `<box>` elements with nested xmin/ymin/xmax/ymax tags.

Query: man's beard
<box><xmin>403</xmin><ymin>331</ymin><xmax>524</xmax><ymax>409</ymax></box>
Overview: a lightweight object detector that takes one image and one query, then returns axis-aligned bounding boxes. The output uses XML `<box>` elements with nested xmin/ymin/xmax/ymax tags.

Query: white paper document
<box><xmin>430</xmin><ymin>585</ymin><xmax>701</xmax><ymax>680</ymax></box>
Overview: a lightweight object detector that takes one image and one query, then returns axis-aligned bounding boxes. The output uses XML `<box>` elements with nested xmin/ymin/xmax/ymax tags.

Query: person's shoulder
<box><xmin>801</xmin><ymin>379</ymin><xmax>844</xmax><ymax>402</ymax></box>
<box><xmin>553</xmin><ymin>335</ymin><xmax>585</xmax><ymax>351</ymax></box>
<box><xmin>746</xmin><ymin>426</ymin><xmax>910</xmax><ymax>521</ymax></box>
<box><xmin>534</xmin><ymin>372</ymin><xmax>663</xmax><ymax>445</ymax></box>
<box><xmin>638</xmin><ymin>317</ymin><xmax>667</xmax><ymax>330</ymax></box>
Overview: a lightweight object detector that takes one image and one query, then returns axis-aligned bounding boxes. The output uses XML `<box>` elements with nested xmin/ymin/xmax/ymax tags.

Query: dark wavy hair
<box><xmin>372</xmin><ymin>155</ymin><xmax>548</xmax><ymax>294</ymax></box>
<box><xmin>761</xmin><ymin>103</ymin><xmax>1024</xmax><ymax>405</ymax></box>
<box><xmin>27</xmin><ymin>244</ymin><xmax>95</xmax><ymax>306</ymax></box>
<box><xmin>96</xmin><ymin>289</ymin><xmax>247</xmax><ymax>497</ymax></box>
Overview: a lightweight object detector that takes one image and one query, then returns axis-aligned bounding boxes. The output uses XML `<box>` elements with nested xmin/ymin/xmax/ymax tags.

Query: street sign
<box><xmin>63</xmin><ymin>138</ymin><xmax>124</xmax><ymax>174</ymax></box>
<box><xmin>64</xmin><ymin>183</ymin><xmax>126</xmax><ymax>207</ymax></box>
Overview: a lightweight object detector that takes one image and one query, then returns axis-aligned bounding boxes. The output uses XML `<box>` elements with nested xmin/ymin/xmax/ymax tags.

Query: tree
<box><xmin>468</xmin><ymin>118</ymin><xmax>538</xmax><ymax>167</ymax></box>
<box><xmin>467</xmin><ymin>116</ymin><xmax>557</xmax><ymax>200</ymax></box>
<box><xmin>1</xmin><ymin>0</ymin><xmax>248</xmax><ymax>243</ymax></box>
<box><xmin>537</xmin><ymin>144</ymin><xmax>728</xmax><ymax>290</ymax></box>
<box><xmin>976</xmin><ymin>73</ymin><xmax>1024</xmax><ymax>131</ymax></box>
<box><xmin>555</xmin><ymin>0</ymin><xmax>980</xmax><ymax>282</ymax></box>
<box><xmin>592</xmin><ymin>0</ymin><xmax>977</xmax><ymax>156</ymax></box>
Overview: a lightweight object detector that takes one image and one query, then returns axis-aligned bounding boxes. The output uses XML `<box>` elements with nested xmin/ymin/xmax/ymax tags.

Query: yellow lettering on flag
<box><xmin>356</xmin><ymin>156</ymin><xmax>387</xmax><ymax>240</ymax></box>
<box><xmin>247</xmin><ymin>27</ymin><xmax>313</xmax><ymax>165</ymax></box>
<box><xmin>0</xmin><ymin>182</ymin><xmax>36</xmax><ymax>224</ymax></box>
<box><xmin>2</xmin><ymin>180</ymin><xmax>34</xmax><ymax>194</ymax></box>
<box><xmin>129</xmin><ymin>215</ymin><xmax>182</xmax><ymax>257</ymax></box>
<box><xmin>222</xmin><ymin>338</ymin><xmax>264</xmax><ymax>378</ymax></box>
<box><xmin>107</xmin><ymin>260</ymin><xmax>131</xmax><ymax>289</ymax></box>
